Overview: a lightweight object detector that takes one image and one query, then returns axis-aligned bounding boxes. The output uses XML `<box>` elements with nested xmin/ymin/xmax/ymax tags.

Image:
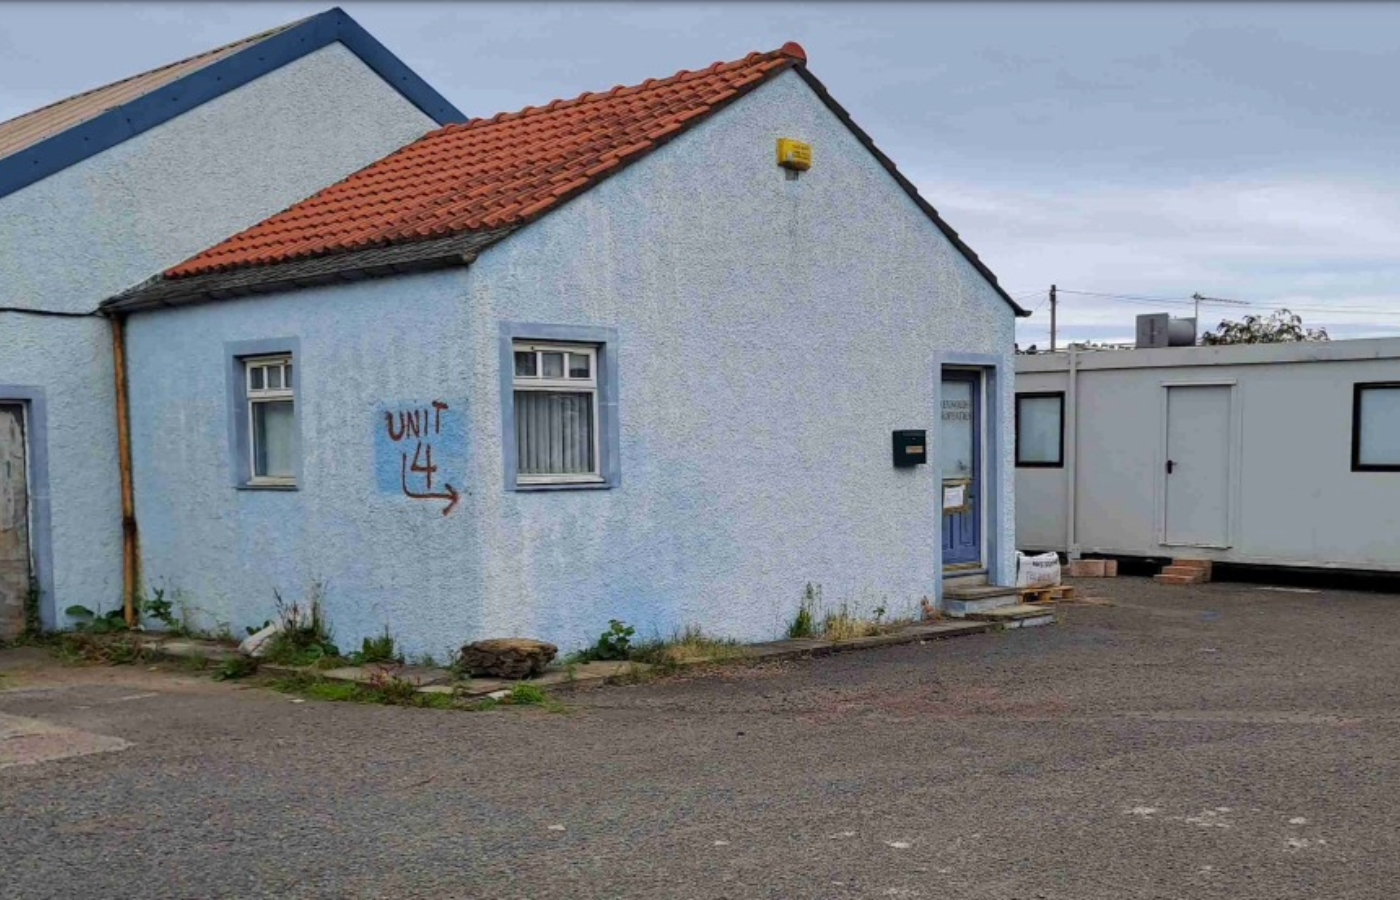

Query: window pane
<box><xmin>940</xmin><ymin>381</ymin><xmax>974</xmax><ymax>479</ymax></box>
<box><xmin>253</xmin><ymin>400</ymin><xmax>296</xmax><ymax>479</ymax></box>
<box><xmin>284</xmin><ymin>363</ymin><xmax>293</xmax><ymax>390</ymax></box>
<box><xmin>1359</xmin><ymin>387</ymin><xmax>1400</xmax><ymax>466</ymax></box>
<box><xmin>267</xmin><ymin>366</ymin><xmax>282</xmax><ymax>390</ymax></box>
<box><xmin>568</xmin><ymin>353</ymin><xmax>590</xmax><ymax>379</ymax></box>
<box><xmin>515</xmin><ymin>390</ymin><xmax>595</xmax><ymax>476</ymax></box>
<box><xmin>1017</xmin><ymin>396</ymin><xmax>1062</xmax><ymax>464</ymax></box>
<box><xmin>541</xmin><ymin>352</ymin><xmax>564</xmax><ymax>379</ymax></box>
<box><xmin>249</xmin><ymin>366</ymin><xmax>264</xmax><ymax>391</ymax></box>
<box><xmin>514</xmin><ymin>351</ymin><xmax>536</xmax><ymax>377</ymax></box>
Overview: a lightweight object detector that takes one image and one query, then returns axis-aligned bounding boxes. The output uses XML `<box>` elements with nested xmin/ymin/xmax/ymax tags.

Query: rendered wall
<box><xmin>0</xmin><ymin>43</ymin><xmax>435</xmax><ymax>624</ymax></box>
<box><xmin>122</xmin><ymin>69</ymin><xmax>1017</xmax><ymax>655</ymax></box>
<box><xmin>1015</xmin><ymin>346</ymin><xmax>1400</xmax><ymax>570</ymax></box>
<box><xmin>460</xmin><ymin>70</ymin><xmax>1017</xmax><ymax>648</ymax></box>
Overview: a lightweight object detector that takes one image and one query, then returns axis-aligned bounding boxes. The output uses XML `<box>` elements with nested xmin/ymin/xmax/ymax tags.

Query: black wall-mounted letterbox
<box><xmin>892</xmin><ymin>429</ymin><xmax>927</xmax><ymax>468</ymax></box>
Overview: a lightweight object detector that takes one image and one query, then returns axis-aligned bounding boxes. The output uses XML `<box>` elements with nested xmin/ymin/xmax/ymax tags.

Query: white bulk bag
<box><xmin>1015</xmin><ymin>551</ymin><xmax>1061</xmax><ymax>588</ymax></box>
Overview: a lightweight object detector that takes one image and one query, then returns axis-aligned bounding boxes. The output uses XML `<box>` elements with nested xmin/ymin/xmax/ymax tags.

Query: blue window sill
<box><xmin>235</xmin><ymin>483</ymin><xmax>300</xmax><ymax>492</ymax></box>
<box><xmin>512</xmin><ymin>481</ymin><xmax>614</xmax><ymax>493</ymax></box>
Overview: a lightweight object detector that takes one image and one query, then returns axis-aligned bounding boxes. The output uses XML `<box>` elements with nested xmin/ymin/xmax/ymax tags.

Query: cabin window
<box><xmin>1352</xmin><ymin>383</ymin><xmax>1400</xmax><ymax>471</ymax></box>
<box><xmin>1015</xmin><ymin>392</ymin><xmax>1064</xmax><ymax>468</ymax></box>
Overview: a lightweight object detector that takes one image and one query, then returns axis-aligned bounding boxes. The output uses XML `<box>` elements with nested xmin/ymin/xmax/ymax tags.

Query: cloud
<box><xmin>912</xmin><ymin>174</ymin><xmax>1400</xmax><ymax>344</ymax></box>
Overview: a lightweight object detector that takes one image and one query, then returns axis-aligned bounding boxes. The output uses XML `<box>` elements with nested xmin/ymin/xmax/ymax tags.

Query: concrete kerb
<box><xmin>133</xmin><ymin>618</ymin><xmax>1005</xmax><ymax>697</ymax></box>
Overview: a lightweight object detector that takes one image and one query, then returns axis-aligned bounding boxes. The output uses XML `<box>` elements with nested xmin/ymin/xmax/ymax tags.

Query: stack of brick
<box><xmin>1153</xmin><ymin>559</ymin><xmax>1212</xmax><ymax>585</ymax></box>
<box><xmin>1067</xmin><ymin>559</ymin><xmax>1118</xmax><ymax>578</ymax></box>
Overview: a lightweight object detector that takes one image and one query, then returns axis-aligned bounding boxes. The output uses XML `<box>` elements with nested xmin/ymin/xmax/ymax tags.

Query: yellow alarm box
<box><xmin>776</xmin><ymin>138</ymin><xmax>812</xmax><ymax>171</ymax></box>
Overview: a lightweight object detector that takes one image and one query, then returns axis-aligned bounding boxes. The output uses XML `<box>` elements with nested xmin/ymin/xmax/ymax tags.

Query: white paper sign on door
<box><xmin>942</xmin><ymin>484</ymin><xmax>965</xmax><ymax>511</ymax></box>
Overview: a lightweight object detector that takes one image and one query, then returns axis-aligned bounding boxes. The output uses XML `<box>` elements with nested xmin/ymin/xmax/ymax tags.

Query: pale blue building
<box><xmin>0</xmin><ymin>9</ymin><xmax>463</xmax><ymax>639</ymax></box>
<box><xmin>105</xmin><ymin>42</ymin><xmax>1028</xmax><ymax>656</ymax></box>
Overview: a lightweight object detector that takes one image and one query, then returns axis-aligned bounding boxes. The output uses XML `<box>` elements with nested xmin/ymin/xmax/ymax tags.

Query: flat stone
<box><xmin>317</xmin><ymin>665</ymin><xmax>451</xmax><ymax>686</ymax></box>
<box><xmin>415</xmin><ymin>685</ymin><xmax>456</xmax><ymax>696</ymax></box>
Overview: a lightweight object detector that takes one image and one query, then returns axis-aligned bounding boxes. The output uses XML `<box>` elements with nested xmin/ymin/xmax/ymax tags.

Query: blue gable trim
<box><xmin>0</xmin><ymin>7</ymin><xmax>465</xmax><ymax>201</ymax></box>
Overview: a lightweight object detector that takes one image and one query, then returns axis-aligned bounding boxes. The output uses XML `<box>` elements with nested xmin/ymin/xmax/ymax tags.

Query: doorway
<box><xmin>0</xmin><ymin>403</ymin><xmax>30</xmax><ymax>640</ymax></box>
<box><xmin>941</xmin><ymin>370</ymin><xmax>982</xmax><ymax>570</ymax></box>
<box><xmin>1163</xmin><ymin>384</ymin><xmax>1232</xmax><ymax>547</ymax></box>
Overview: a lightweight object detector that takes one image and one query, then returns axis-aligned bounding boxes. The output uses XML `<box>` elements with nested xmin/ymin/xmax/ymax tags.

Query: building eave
<box><xmin>0</xmin><ymin>7</ymin><xmax>466</xmax><ymax>201</ymax></box>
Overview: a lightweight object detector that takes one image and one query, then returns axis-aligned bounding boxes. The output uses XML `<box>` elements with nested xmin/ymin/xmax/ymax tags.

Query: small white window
<box><xmin>1353</xmin><ymin>383</ymin><xmax>1400</xmax><ymax>471</ymax></box>
<box><xmin>245</xmin><ymin>355</ymin><xmax>296</xmax><ymax>484</ymax></box>
<box><xmin>512</xmin><ymin>341</ymin><xmax>599</xmax><ymax>484</ymax></box>
<box><xmin>1016</xmin><ymin>392</ymin><xmax>1064</xmax><ymax>467</ymax></box>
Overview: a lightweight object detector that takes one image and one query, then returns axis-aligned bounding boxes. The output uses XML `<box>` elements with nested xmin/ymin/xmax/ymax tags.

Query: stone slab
<box><xmin>968</xmin><ymin>604</ymin><xmax>1059</xmax><ymax>621</ymax></box>
<box><xmin>317</xmin><ymin>665</ymin><xmax>452</xmax><ymax>686</ymax></box>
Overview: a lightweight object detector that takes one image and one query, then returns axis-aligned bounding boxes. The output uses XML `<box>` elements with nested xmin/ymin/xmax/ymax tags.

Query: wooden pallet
<box><xmin>1021</xmin><ymin>584</ymin><xmax>1114</xmax><ymax>607</ymax></box>
<box><xmin>1020</xmin><ymin>584</ymin><xmax>1077</xmax><ymax>605</ymax></box>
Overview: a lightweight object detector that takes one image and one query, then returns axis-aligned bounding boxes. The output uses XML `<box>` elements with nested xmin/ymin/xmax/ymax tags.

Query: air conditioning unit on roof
<box><xmin>1135</xmin><ymin>313</ymin><xmax>1197</xmax><ymax>349</ymax></box>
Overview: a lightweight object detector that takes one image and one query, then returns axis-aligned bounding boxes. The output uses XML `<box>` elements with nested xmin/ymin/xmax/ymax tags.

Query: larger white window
<box><xmin>1353</xmin><ymin>382</ymin><xmax>1400</xmax><ymax>472</ymax></box>
<box><xmin>245</xmin><ymin>355</ymin><xmax>296</xmax><ymax>484</ymax></box>
<box><xmin>512</xmin><ymin>341</ymin><xmax>600</xmax><ymax>484</ymax></box>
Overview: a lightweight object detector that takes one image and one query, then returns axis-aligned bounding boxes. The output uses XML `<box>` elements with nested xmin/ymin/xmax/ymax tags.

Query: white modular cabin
<box><xmin>1014</xmin><ymin>338</ymin><xmax>1400</xmax><ymax>572</ymax></box>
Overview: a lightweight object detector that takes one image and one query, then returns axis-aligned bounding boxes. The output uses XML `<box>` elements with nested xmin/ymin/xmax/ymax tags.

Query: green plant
<box><xmin>821</xmin><ymin>601</ymin><xmax>882</xmax><ymax>641</ymax></box>
<box><xmin>65</xmin><ymin>604</ymin><xmax>129</xmax><ymax>635</ymax></box>
<box><xmin>568</xmin><ymin>619</ymin><xmax>636</xmax><ymax>663</ymax></box>
<box><xmin>215</xmin><ymin>656</ymin><xmax>260</xmax><ymax>680</ymax></box>
<box><xmin>349</xmin><ymin>627</ymin><xmax>401</xmax><ymax>665</ymax></box>
<box><xmin>23</xmin><ymin>577</ymin><xmax>42</xmax><ymax>640</ymax></box>
<box><xmin>507</xmin><ymin>683</ymin><xmax>547</xmax><ymax>705</ymax></box>
<box><xmin>788</xmin><ymin>583</ymin><xmax>819</xmax><ymax>639</ymax></box>
<box><xmin>140</xmin><ymin>588</ymin><xmax>178</xmax><ymax>631</ymax></box>
<box><xmin>260</xmin><ymin>584</ymin><xmax>341</xmax><ymax>667</ymax></box>
<box><xmin>245</xmin><ymin>619</ymin><xmax>272</xmax><ymax>637</ymax></box>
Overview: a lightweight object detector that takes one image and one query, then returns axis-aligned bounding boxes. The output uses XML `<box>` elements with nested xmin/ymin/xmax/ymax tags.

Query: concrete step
<box><xmin>966</xmin><ymin>604</ymin><xmax>1057</xmax><ymax>629</ymax></box>
<box><xmin>943</xmin><ymin>584</ymin><xmax>1022</xmax><ymax>619</ymax></box>
<box><xmin>1154</xmin><ymin>573</ymin><xmax>1203</xmax><ymax>585</ymax></box>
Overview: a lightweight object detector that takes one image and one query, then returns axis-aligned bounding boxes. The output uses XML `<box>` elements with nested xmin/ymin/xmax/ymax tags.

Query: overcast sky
<box><xmin>4</xmin><ymin>2</ymin><xmax>1398</xmax><ymax>345</ymax></box>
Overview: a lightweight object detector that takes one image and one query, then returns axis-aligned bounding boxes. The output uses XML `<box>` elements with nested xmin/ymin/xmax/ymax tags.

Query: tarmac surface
<box><xmin>3</xmin><ymin>576</ymin><xmax>1398</xmax><ymax>899</ymax></box>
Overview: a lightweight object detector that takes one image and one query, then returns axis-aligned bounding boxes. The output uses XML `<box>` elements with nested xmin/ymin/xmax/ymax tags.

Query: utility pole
<box><xmin>1191</xmin><ymin>292</ymin><xmax>1248</xmax><ymax>342</ymax></box>
<box><xmin>1049</xmin><ymin>284</ymin><xmax>1058</xmax><ymax>351</ymax></box>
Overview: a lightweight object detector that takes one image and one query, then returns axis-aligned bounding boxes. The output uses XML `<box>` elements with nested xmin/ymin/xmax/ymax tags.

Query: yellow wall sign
<box><xmin>776</xmin><ymin>138</ymin><xmax>812</xmax><ymax>171</ymax></box>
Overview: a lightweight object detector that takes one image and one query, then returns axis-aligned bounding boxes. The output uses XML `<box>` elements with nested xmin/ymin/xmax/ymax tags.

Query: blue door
<box><xmin>941</xmin><ymin>370</ymin><xmax>982</xmax><ymax>569</ymax></box>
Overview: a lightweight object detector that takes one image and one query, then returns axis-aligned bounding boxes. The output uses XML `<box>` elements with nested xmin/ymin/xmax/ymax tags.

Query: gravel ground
<box><xmin>3</xmin><ymin>576</ymin><xmax>1400</xmax><ymax>899</ymax></box>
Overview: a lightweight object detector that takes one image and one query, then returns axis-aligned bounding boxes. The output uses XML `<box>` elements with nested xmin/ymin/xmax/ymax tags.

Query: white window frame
<box><xmin>245</xmin><ymin>355</ymin><xmax>295</xmax><ymax>486</ymax></box>
<box><xmin>511</xmin><ymin>341</ymin><xmax>602</xmax><ymax>486</ymax></box>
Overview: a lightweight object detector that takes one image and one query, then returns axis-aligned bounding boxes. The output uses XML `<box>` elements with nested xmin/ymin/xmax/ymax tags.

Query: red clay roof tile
<box><xmin>166</xmin><ymin>43</ymin><xmax>805</xmax><ymax>278</ymax></box>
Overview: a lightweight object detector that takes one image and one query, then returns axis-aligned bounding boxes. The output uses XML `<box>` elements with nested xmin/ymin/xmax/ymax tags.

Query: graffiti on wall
<box><xmin>375</xmin><ymin>400</ymin><xmax>466</xmax><ymax>516</ymax></box>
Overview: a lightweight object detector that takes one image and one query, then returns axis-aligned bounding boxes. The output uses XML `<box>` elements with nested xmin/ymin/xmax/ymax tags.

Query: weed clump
<box><xmin>261</xmin><ymin>584</ymin><xmax>341</xmax><ymax>667</ymax></box>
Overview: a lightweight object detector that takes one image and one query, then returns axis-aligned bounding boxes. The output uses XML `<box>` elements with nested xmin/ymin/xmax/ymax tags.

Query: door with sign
<box><xmin>941</xmin><ymin>370</ymin><xmax>982</xmax><ymax>569</ymax></box>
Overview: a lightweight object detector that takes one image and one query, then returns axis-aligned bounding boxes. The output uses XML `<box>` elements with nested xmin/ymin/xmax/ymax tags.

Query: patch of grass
<box><xmin>267</xmin><ymin>671</ymin><xmax>456</xmax><ymax>710</ymax></box>
<box><xmin>348</xmin><ymin>627</ymin><xmax>401</xmax><ymax>665</ymax></box>
<box><xmin>821</xmin><ymin>602</ymin><xmax>884</xmax><ymax>641</ymax></box>
<box><xmin>470</xmin><ymin>682</ymin><xmax>567</xmax><ymax>713</ymax></box>
<box><xmin>630</xmin><ymin>624</ymin><xmax>744</xmax><ymax>669</ymax></box>
<box><xmin>214</xmin><ymin>655</ymin><xmax>260</xmax><ymax>680</ymax></box>
<box><xmin>52</xmin><ymin>632</ymin><xmax>147</xmax><ymax>666</ymax></box>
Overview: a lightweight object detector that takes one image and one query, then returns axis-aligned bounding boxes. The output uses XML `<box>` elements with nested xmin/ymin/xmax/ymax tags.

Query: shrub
<box><xmin>568</xmin><ymin>619</ymin><xmax>635</xmax><ymax>663</ymax></box>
